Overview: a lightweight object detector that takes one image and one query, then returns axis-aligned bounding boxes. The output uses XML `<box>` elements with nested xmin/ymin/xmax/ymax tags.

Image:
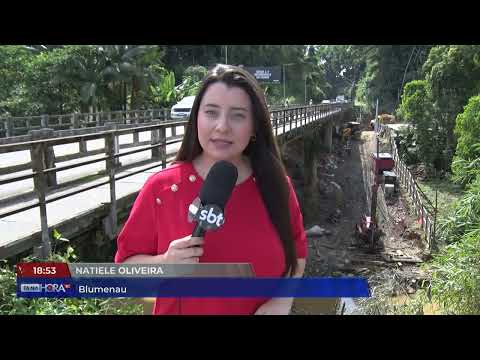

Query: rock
<box><xmin>305</xmin><ymin>225</ymin><xmax>326</xmax><ymax>237</ymax></box>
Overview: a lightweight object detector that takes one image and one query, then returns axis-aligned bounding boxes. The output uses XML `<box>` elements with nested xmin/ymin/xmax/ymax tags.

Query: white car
<box><xmin>170</xmin><ymin>96</ymin><xmax>196</xmax><ymax>119</ymax></box>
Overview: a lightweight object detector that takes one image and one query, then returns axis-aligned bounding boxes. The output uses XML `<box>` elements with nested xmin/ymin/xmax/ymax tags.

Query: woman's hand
<box><xmin>161</xmin><ymin>235</ymin><xmax>204</xmax><ymax>264</ymax></box>
<box><xmin>254</xmin><ymin>297</ymin><xmax>294</xmax><ymax>315</ymax></box>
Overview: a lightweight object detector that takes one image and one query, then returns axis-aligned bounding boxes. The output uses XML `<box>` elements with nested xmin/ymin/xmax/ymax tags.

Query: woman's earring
<box><xmin>251</xmin><ymin>134</ymin><xmax>257</xmax><ymax>142</ymax></box>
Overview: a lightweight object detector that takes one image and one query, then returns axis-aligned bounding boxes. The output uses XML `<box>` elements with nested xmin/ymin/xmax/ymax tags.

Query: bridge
<box><xmin>0</xmin><ymin>103</ymin><xmax>353</xmax><ymax>259</ymax></box>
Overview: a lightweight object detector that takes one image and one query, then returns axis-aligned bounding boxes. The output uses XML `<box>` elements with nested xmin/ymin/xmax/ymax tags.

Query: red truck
<box><xmin>372</xmin><ymin>152</ymin><xmax>395</xmax><ymax>175</ymax></box>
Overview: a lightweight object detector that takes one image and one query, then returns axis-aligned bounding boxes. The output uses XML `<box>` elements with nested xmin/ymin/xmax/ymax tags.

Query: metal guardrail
<box><xmin>0</xmin><ymin>103</ymin><xmax>351</xmax><ymax>259</ymax></box>
<box><xmin>379</xmin><ymin>124</ymin><xmax>437</xmax><ymax>251</ymax></box>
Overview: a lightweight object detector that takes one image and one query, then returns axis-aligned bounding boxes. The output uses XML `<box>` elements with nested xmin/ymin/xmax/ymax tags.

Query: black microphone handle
<box><xmin>192</xmin><ymin>222</ymin><xmax>206</xmax><ymax>238</ymax></box>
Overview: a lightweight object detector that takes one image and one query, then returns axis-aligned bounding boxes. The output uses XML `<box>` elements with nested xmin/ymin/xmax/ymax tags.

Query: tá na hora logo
<box><xmin>20</xmin><ymin>283</ymin><xmax>72</xmax><ymax>293</ymax></box>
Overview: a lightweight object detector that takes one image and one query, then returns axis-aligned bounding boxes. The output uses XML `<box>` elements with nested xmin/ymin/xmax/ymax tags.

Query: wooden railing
<box><xmin>0</xmin><ymin>103</ymin><xmax>351</xmax><ymax>259</ymax></box>
<box><xmin>0</xmin><ymin>109</ymin><xmax>171</xmax><ymax>138</ymax></box>
<box><xmin>379</xmin><ymin>124</ymin><xmax>436</xmax><ymax>251</ymax></box>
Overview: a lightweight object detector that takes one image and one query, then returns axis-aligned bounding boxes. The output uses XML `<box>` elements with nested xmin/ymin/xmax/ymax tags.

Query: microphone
<box><xmin>190</xmin><ymin>161</ymin><xmax>238</xmax><ymax>237</ymax></box>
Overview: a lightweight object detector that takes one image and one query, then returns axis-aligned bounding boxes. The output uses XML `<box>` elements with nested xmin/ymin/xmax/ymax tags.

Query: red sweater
<box><xmin>115</xmin><ymin>161</ymin><xmax>307</xmax><ymax>315</ymax></box>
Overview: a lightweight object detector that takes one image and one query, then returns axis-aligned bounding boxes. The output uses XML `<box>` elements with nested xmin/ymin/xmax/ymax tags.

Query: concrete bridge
<box><xmin>0</xmin><ymin>103</ymin><xmax>354</xmax><ymax>259</ymax></box>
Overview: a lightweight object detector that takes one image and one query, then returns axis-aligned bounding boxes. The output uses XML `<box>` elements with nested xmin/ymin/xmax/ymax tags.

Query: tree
<box><xmin>22</xmin><ymin>47</ymin><xmax>84</xmax><ymax>115</ymax></box>
<box><xmin>398</xmin><ymin>80</ymin><xmax>442</xmax><ymax>174</ymax></box>
<box><xmin>451</xmin><ymin>95</ymin><xmax>480</xmax><ymax>187</ymax></box>
<box><xmin>354</xmin><ymin>45</ymin><xmax>433</xmax><ymax>115</ymax></box>
<box><xmin>315</xmin><ymin>45</ymin><xmax>372</xmax><ymax>102</ymax></box>
<box><xmin>147</xmin><ymin>66</ymin><xmax>176</xmax><ymax>107</ymax></box>
<box><xmin>54</xmin><ymin>46</ymin><xmax>107</xmax><ymax>113</ymax></box>
<box><xmin>99</xmin><ymin>45</ymin><xmax>163</xmax><ymax>111</ymax></box>
<box><xmin>422</xmin><ymin>45</ymin><xmax>480</xmax><ymax>164</ymax></box>
<box><xmin>0</xmin><ymin>46</ymin><xmax>34</xmax><ymax>116</ymax></box>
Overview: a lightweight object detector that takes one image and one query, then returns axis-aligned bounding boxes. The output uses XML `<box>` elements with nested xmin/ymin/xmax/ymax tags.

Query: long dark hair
<box><xmin>175</xmin><ymin>64</ymin><xmax>297</xmax><ymax>276</ymax></box>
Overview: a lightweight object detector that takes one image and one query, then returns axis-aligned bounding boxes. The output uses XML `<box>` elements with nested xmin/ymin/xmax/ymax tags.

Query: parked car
<box><xmin>170</xmin><ymin>96</ymin><xmax>196</xmax><ymax>119</ymax></box>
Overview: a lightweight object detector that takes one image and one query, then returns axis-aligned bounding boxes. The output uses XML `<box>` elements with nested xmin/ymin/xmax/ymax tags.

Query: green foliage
<box><xmin>394</xmin><ymin>126</ymin><xmax>420</xmax><ymax>165</ymax></box>
<box><xmin>148</xmin><ymin>66</ymin><xmax>176</xmax><ymax>107</ymax></box>
<box><xmin>0</xmin><ymin>44</ymin><xmax>337</xmax><ymax>115</ymax></box>
<box><xmin>398</xmin><ymin>80</ymin><xmax>444</xmax><ymax>173</ymax></box>
<box><xmin>454</xmin><ymin>95</ymin><xmax>480</xmax><ymax>160</ymax></box>
<box><xmin>438</xmin><ymin>174</ymin><xmax>480</xmax><ymax>245</ymax></box>
<box><xmin>362</xmin><ymin>160</ymin><xmax>480</xmax><ymax>316</ymax></box>
<box><xmin>355</xmin><ymin>45</ymin><xmax>432</xmax><ymax>114</ymax></box>
<box><xmin>417</xmin><ymin>178</ymin><xmax>463</xmax><ymax>220</ymax></box>
<box><xmin>428</xmin><ymin>227</ymin><xmax>480</xmax><ymax>314</ymax></box>
<box><xmin>0</xmin><ymin>45</ymin><xmax>34</xmax><ymax>116</ymax></box>
<box><xmin>314</xmin><ymin>45</ymin><xmax>373</xmax><ymax>102</ymax></box>
<box><xmin>452</xmin><ymin>157</ymin><xmax>480</xmax><ymax>188</ymax></box>
<box><xmin>0</xmin><ymin>45</ymin><xmax>84</xmax><ymax>115</ymax></box>
<box><xmin>422</xmin><ymin>45</ymin><xmax>480</xmax><ymax>167</ymax></box>
<box><xmin>53</xmin><ymin>46</ymin><xmax>107</xmax><ymax>111</ymax></box>
<box><xmin>451</xmin><ymin>96</ymin><xmax>480</xmax><ymax>187</ymax></box>
<box><xmin>398</xmin><ymin>80</ymin><xmax>432</xmax><ymax>122</ymax></box>
<box><xmin>174</xmin><ymin>65</ymin><xmax>207</xmax><ymax>100</ymax></box>
<box><xmin>402</xmin><ymin>167</ymin><xmax>480</xmax><ymax>315</ymax></box>
<box><xmin>0</xmin><ymin>234</ymin><xmax>142</xmax><ymax>315</ymax></box>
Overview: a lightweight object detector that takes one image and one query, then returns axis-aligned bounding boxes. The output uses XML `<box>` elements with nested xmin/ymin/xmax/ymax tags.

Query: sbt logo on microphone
<box><xmin>197</xmin><ymin>204</ymin><xmax>225</xmax><ymax>230</ymax></box>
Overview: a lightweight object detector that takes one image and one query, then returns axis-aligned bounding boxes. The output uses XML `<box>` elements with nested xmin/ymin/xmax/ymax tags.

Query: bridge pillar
<box><xmin>151</xmin><ymin>126</ymin><xmax>161</xmax><ymax>160</ymax></box>
<box><xmin>105</xmin><ymin>122</ymin><xmax>121</xmax><ymax>168</ymax></box>
<box><xmin>29</xmin><ymin>129</ymin><xmax>57</xmax><ymax>188</ymax></box>
<box><xmin>151</xmin><ymin>124</ymin><xmax>166</xmax><ymax>168</ymax></box>
<box><xmin>41</xmin><ymin>115</ymin><xmax>49</xmax><ymax>129</ymax></box>
<box><xmin>132</xmin><ymin>113</ymin><xmax>140</xmax><ymax>144</ymax></box>
<box><xmin>4</xmin><ymin>118</ymin><xmax>13</xmax><ymax>137</ymax></box>
<box><xmin>133</xmin><ymin>131</ymin><xmax>140</xmax><ymax>145</ymax></box>
<box><xmin>322</xmin><ymin>121</ymin><xmax>333</xmax><ymax>153</ymax></box>
<box><xmin>79</xmin><ymin>138</ymin><xmax>88</xmax><ymax>153</ymax></box>
<box><xmin>71</xmin><ymin>114</ymin><xmax>79</xmax><ymax>129</ymax></box>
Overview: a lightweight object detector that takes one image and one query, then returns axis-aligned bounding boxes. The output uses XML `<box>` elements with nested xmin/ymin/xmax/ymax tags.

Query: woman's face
<box><xmin>197</xmin><ymin>82</ymin><xmax>255</xmax><ymax>164</ymax></box>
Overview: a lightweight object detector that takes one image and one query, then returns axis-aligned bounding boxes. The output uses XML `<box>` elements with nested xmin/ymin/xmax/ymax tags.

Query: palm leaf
<box><xmin>122</xmin><ymin>45</ymin><xmax>150</xmax><ymax>60</ymax></box>
<box><xmin>119</xmin><ymin>62</ymin><xmax>136</xmax><ymax>75</ymax></box>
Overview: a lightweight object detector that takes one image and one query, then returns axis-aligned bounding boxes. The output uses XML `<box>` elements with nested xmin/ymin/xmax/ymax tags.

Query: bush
<box><xmin>394</xmin><ymin>126</ymin><xmax>420</xmax><ymax>165</ymax></box>
<box><xmin>438</xmin><ymin>174</ymin><xmax>480</xmax><ymax>244</ymax></box>
<box><xmin>452</xmin><ymin>95</ymin><xmax>480</xmax><ymax>187</ymax></box>
<box><xmin>428</xmin><ymin>228</ymin><xmax>480</xmax><ymax>314</ymax></box>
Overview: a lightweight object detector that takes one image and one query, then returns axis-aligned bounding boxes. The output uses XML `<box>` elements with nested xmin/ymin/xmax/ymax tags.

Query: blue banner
<box><xmin>17</xmin><ymin>277</ymin><xmax>371</xmax><ymax>298</ymax></box>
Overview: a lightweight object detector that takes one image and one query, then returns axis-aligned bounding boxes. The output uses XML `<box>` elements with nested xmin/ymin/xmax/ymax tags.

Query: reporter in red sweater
<box><xmin>115</xmin><ymin>64</ymin><xmax>307</xmax><ymax>315</ymax></box>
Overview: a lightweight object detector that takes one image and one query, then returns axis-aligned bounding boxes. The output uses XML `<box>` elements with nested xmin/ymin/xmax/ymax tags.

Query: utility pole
<box><xmin>304</xmin><ymin>76</ymin><xmax>307</xmax><ymax>104</ymax></box>
<box><xmin>283</xmin><ymin>63</ymin><xmax>295</xmax><ymax>106</ymax></box>
<box><xmin>225</xmin><ymin>45</ymin><xmax>228</xmax><ymax>64</ymax></box>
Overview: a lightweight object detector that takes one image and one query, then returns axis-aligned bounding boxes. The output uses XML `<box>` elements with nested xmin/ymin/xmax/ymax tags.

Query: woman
<box><xmin>115</xmin><ymin>64</ymin><xmax>307</xmax><ymax>315</ymax></box>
